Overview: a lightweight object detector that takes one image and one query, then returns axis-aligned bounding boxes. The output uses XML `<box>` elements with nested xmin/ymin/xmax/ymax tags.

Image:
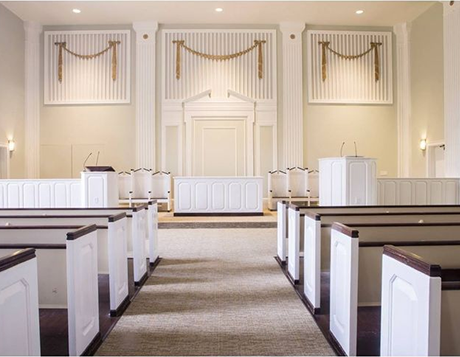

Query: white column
<box><xmin>280</xmin><ymin>22</ymin><xmax>305</xmax><ymax>169</ymax></box>
<box><xmin>133</xmin><ymin>22</ymin><xmax>158</xmax><ymax>170</ymax></box>
<box><xmin>394</xmin><ymin>23</ymin><xmax>412</xmax><ymax>178</ymax></box>
<box><xmin>443</xmin><ymin>2</ymin><xmax>460</xmax><ymax>177</ymax></box>
<box><xmin>24</xmin><ymin>22</ymin><xmax>42</xmax><ymax>179</ymax></box>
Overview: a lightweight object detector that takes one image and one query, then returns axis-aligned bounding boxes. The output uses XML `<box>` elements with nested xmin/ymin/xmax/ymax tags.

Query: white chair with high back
<box><xmin>118</xmin><ymin>171</ymin><xmax>131</xmax><ymax>201</ymax></box>
<box><xmin>268</xmin><ymin>170</ymin><xmax>288</xmax><ymax>210</ymax></box>
<box><xmin>151</xmin><ymin>171</ymin><xmax>172</xmax><ymax>212</ymax></box>
<box><xmin>287</xmin><ymin>167</ymin><xmax>310</xmax><ymax>204</ymax></box>
<box><xmin>131</xmin><ymin>168</ymin><xmax>153</xmax><ymax>203</ymax></box>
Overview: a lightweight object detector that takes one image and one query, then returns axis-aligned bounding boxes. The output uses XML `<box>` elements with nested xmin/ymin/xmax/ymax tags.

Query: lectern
<box><xmin>319</xmin><ymin>156</ymin><xmax>377</xmax><ymax>206</ymax></box>
<box><xmin>81</xmin><ymin>166</ymin><xmax>119</xmax><ymax>207</ymax></box>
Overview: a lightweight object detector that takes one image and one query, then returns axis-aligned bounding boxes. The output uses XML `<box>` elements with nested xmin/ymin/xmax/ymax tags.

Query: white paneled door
<box><xmin>193</xmin><ymin>119</ymin><xmax>246</xmax><ymax>176</ymax></box>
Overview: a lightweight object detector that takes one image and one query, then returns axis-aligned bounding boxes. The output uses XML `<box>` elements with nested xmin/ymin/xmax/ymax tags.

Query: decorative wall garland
<box><xmin>319</xmin><ymin>41</ymin><xmax>382</xmax><ymax>82</ymax></box>
<box><xmin>172</xmin><ymin>39</ymin><xmax>266</xmax><ymax>80</ymax></box>
<box><xmin>54</xmin><ymin>40</ymin><xmax>121</xmax><ymax>82</ymax></box>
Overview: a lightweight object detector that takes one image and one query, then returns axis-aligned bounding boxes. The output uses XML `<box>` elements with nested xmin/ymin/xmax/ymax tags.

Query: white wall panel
<box><xmin>44</xmin><ymin>30</ymin><xmax>131</xmax><ymax>104</ymax></box>
<box><xmin>307</xmin><ymin>30</ymin><xmax>393</xmax><ymax>104</ymax></box>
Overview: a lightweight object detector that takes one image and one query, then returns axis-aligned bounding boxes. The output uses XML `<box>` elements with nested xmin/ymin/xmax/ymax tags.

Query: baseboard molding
<box><xmin>173</xmin><ymin>212</ymin><xmax>264</xmax><ymax>217</ymax></box>
<box><xmin>134</xmin><ymin>271</ymin><xmax>149</xmax><ymax>287</ymax></box>
<box><xmin>149</xmin><ymin>256</ymin><xmax>162</xmax><ymax>269</ymax></box>
<box><xmin>328</xmin><ymin>331</ymin><xmax>347</xmax><ymax>356</ymax></box>
<box><xmin>274</xmin><ymin>255</ymin><xmax>286</xmax><ymax>267</ymax></box>
<box><xmin>287</xmin><ymin>271</ymin><xmax>299</xmax><ymax>285</ymax></box>
<box><xmin>110</xmin><ymin>295</ymin><xmax>130</xmax><ymax>317</ymax></box>
<box><xmin>81</xmin><ymin>332</ymin><xmax>102</xmax><ymax>356</ymax></box>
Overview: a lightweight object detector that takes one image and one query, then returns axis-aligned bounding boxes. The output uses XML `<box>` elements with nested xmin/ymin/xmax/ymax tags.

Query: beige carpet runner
<box><xmin>97</xmin><ymin>228</ymin><xmax>333</xmax><ymax>356</ymax></box>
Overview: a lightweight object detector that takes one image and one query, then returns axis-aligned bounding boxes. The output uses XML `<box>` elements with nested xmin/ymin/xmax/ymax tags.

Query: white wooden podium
<box><xmin>319</xmin><ymin>157</ymin><xmax>377</xmax><ymax>206</ymax></box>
<box><xmin>81</xmin><ymin>168</ymin><xmax>119</xmax><ymax>207</ymax></box>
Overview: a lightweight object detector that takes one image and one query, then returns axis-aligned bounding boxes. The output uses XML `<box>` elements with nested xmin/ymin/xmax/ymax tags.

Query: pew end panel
<box><xmin>303</xmin><ymin>213</ymin><xmax>321</xmax><ymax>312</ymax></box>
<box><xmin>148</xmin><ymin>201</ymin><xmax>159</xmax><ymax>264</ymax></box>
<box><xmin>287</xmin><ymin>206</ymin><xmax>300</xmax><ymax>283</ymax></box>
<box><xmin>132</xmin><ymin>207</ymin><xmax>148</xmax><ymax>285</ymax></box>
<box><xmin>108</xmin><ymin>214</ymin><xmax>129</xmax><ymax>316</ymax></box>
<box><xmin>381</xmin><ymin>246</ymin><xmax>442</xmax><ymax>356</ymax></box>
<box><xmin>330</xmin><ymin>225</ymin><xmax>359</xmax><ymax>357</ymax></box>
<box><xmin>66</xmin><ymin>225</ymin><xmax>100</xmax><ymax>356</ymax></box>
<box><xmin>0</xmin><ymin>249</ymin><xmax>41</xmax><ymax>356</ymax></box>
<box><xmin>276</xmin><ymin>201</ymin><xmax>287</xmax><ymax>263</ymax></box>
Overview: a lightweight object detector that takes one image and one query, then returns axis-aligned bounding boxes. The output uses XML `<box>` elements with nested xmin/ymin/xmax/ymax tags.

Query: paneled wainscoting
<box><xmin>378</xmin><ymin>178</ymin><xmax>460</xmax><ymax>205</ymax></box>
<box><xmin>0</xmin><ymin>179</ymin><xmax>81</xmax><ymax>208</ymax></box>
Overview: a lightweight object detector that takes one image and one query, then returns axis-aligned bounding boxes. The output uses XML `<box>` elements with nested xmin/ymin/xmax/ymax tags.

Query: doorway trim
<box><xmin>426</xmin><ymin>141</ymin><xmax>445</xmax><ymax>178</ymax></box>
<box><xmin>183</xmin><ymin>92</ymin><xmax>255</xmax><ymax>176</ymax></box>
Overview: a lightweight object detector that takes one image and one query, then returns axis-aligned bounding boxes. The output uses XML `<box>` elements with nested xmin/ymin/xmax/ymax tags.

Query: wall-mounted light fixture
<box><xmin>420</xmin><ymin>138</ymin><xmax>427</xmax><ymax>151</ymax></box>
<box><xmin>7</xmin><ymin>140</ymin><xmax>15</xmax><ymax>152</ymax></box>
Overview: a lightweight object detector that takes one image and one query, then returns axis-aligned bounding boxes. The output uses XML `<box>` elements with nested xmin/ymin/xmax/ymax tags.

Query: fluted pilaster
<box><xmin>24</xmin><ymin>21</ymin><xmax>42</xmax><ymax>178</ymax></box>
<box><xmin>280</xmin><ymin>22</ymin><xmax>305</xmax><ymax>169</ymax></box>
<box><xmin>443</xmin><ymin>3</ymin><xmax>460</xmax><ymax>177</ymax></box>
<box><xmin>394</xmin><ymin>23</ymin><xmax>412</xmax><ymax>178</ymax></box>
<box><xmin>133</xmin><ymin>22</ymin><xmax>158</xmax><ymax>170</ymax></box>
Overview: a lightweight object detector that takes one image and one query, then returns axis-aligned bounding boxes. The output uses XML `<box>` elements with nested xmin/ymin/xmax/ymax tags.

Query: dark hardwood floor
<box><xmin>40</xmin><ymin>258</ymin><xmax>157</xmax><ymax>356</ymax></box>
<box><xmin>277</xmin><ymin>256</ymin><xmax>380</xmax><ymax>356</ymax></box>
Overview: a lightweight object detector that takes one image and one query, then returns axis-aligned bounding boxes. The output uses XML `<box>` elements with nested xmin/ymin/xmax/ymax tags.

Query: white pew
<box><xmin>329</xmin><ymin>222</ymin><xmax>460</xmax><ymax>356</ymax></box>
<box><xmin>0</xmin><ymin>248</ymin><xmax>41</xmax><ymax>356</ymax></box>
<box><xmin>0</xmin><ymin>225</ymin><xmax>100</xmax><ymax>356</ymax></box>
<box><xmin>0</xmin><ymin>214</ymin><xmax>129</xmax><ymax>316</ymax></box>
<box><xmin>302</xmin><ymin>209</ymin><xmax>460</xmax><ymax>313</ymax></box>
<box><xmin>0</xmin><ymin>202</ymin><xmax>158</xmax><ymax>285</ymax></box>
<box><xmin>381</xmin><ymin>245</ymin><xmax>460</xmax><ymax>356</ymax></box>
<box><xmin>278</xmin><ymin>202</ymin><xmax>460</xmax><ymax>275</ymax></box>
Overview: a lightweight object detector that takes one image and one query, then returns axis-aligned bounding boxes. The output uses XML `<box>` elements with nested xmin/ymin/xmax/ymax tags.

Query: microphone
<box><xmin>354</xmin><ymin>141</ymin><xmax>358</xmax><ymax>157</ymax></box>
<box><xmin>83</xmin><ymin>152</ymin><xmax>92</xmax><ymax>171</ymax></box>
<box><xmin>340</xmin><ymin>142</ymin><xmax>345</xmax><ymax>157</ymax></box>
<box><xmin>96</xmin><ymin>151</ymin><xmax>100</xmax><ymax>166</ymax></box>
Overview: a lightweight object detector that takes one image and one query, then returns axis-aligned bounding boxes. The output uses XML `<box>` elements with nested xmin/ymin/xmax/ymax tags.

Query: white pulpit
<box><xmin>319</xmin><ymin>157</ymin><xmax>377</xmax><ymax>206</ymax></box>
<box><xmin>81</xmin><ymin>168</ymin><xmax>119</xmax><ymax>207</ymax></box>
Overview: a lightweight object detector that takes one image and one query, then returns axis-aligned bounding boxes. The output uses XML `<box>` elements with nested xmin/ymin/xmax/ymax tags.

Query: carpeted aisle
<box><xmin>96</xmin><ymin>228</ymin><xmax>334</xmax><ymax>356</ymax></box>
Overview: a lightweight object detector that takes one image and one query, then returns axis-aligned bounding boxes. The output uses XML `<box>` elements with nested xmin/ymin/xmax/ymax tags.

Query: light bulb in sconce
<box><xmin>7</xmin><ymin>140</ymin><xmax>15</xmax><ymax>152</ymax></box>
<box><xmin>420</xmin><ymin>138</ymin><xmax>427</xmax><ymax>151</ymax></box>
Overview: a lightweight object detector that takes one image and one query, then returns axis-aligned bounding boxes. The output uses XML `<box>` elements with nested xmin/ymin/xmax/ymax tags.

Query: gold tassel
<box><xmin>55</xmin><ymin>42</ymin><xmax>65</xmax><ymax>82</ymax></box>
<box><xmin>54</xmin><ymin>40</ymin><xmax>120</xmax><ymax>83</ymax></box>
<box><xmin>257</xmin><ymin>41</ymin><xmax>263</xmax><ymax>79</ymax></box>
<box><xmin>173</xmin><ymin>40</ymin><xmax>184</xmax><ymax>80</ymax></box>
<box><xmin>110</xmin><ymin>41</ymin><xmax>117</xmax><ymax>81</ymax></box>
<box><xmin>320</xmin><ymin>42</ymin><xmax>329</xmax><ymax>82</ymax></box>
<box><xmin>372</xmin><ymin>43</ymin><xmax>380</xmax><ymax>82</ymax></box>
<box><xmin>172</xmin><ymin>39</ymin><xmax>265</xmax><ymax>80</ymax></box>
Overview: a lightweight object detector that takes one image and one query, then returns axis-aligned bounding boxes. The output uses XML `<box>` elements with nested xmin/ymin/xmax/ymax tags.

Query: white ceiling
<box><xmin>2</xmin><ymin>1</ymin><xmax>435</xmax><ymax>27</ymax></box>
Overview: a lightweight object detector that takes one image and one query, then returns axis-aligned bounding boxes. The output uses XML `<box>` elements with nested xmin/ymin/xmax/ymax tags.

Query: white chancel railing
<box><xmin>0</xmin><ymin>179</ymin><xmax>81</xmax><ymax>208</ymax></box>
<box><xmin>377</xmin><ymin>178</ymin><xmax>460</xmax><ymax>205</ymax></box>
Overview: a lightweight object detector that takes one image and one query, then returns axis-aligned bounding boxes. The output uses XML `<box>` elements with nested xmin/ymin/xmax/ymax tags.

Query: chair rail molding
<box><xmin>133</xmin><ymin>21</ymin><xmax>158</xmax><ymax>170</ymax></box>
<box><xmin>443</xmin><ymin>2</ymin><xmax>460</xmax><ymax>177</ymax></box>
<box><xmin>394</xmin><ymin>22</ymin><xmax>412</xmax><ymax>178</ymax></box>
<box><xmin>280</xmin><ymin>22</ymin><xmax>305</xmax><ymax>169</ymax></box>
<box><xmin>24</xmin><ymin>21</ymin><xmax>42</xmax><ymax>179</ymax></box>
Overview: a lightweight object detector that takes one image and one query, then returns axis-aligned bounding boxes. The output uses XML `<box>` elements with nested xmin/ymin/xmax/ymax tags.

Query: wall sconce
<box><xmin>7</xmin><ymin>140</ymin><xmax>15</xmax><ymax>152</ymax></box>
<box><xmin>420</xmin><ymin>138</ymin><xmax>427</xmax><ymax>151</ymax></box>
